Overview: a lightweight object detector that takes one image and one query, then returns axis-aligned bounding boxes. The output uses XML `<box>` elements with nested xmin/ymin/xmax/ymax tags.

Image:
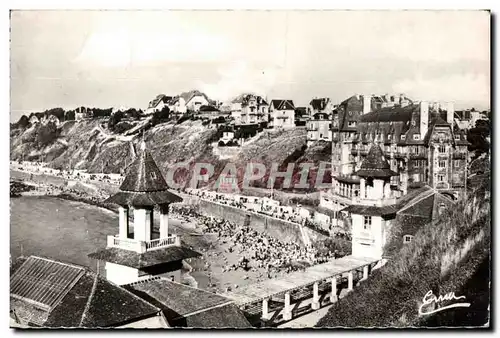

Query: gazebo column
<box><xmin>312</xmin><ymin>282</ymin><xmax>320</xmax><ymax>310</ymax></box>
<box><xmin>283</xmin><ymin>292</ymin><xmax>292</xmax><ymax>320</ymax></box>
<box><xmin>347</xmin><ymin>271</ymin><xmax>354</xmax><ymax>291</ymax></box>
<box><xmin>160</xmin><ymin>204</ymin><xmax>170</xmax><ymax>238</ymax></box>
<box><xmin>330</xmin><ymin>277</ymin><xmax>338</xmax><ymax>302</ymax></box>
<box><xmin>133</xmin><ymin>207</ymin><xmax>152</xmax><ymax>241</ymax></box>
<box><xmin>118</xmin><ymin>206</ymin><xmax>129</xmax><ymax>239</ymax></box>
<box><xmin>360</xmin><ymin>178</ymin><xmax>366</xmax><ymax>199</ymax></box>
<box><xmin>261</xmin><ymin>298</ymin><xmax>270</xmax><ymax>321</ymax></box>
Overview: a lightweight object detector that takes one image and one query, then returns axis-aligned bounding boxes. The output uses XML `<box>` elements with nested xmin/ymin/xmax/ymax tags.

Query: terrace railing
<box><xmin>107</xmin><ymin>234</ymin><xmax>180</xmax><ymax>253</ymax></box>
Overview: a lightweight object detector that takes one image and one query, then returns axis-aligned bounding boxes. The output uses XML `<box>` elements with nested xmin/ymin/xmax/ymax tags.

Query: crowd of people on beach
<box><xmin>172</xmin><ymin>206</ymin><xmax>341</xmax><ymax>279</ymax></box>
<box><xmin>184</xmin><ymin>188</ymin><xmax>349</xmax><ymax>238</ymax></box>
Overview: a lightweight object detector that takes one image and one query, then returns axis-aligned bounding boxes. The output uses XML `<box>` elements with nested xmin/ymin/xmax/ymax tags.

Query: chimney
<box><xmin>446</xmin><ymin>102</ymin><xmax>455</xmax><ymax>124</ymax></box>
<box><xmin>420</xmin><ymin>101</ymin><xmax>429</xmax><ymax>139</ymax></box>
<box><xmin>363</xmin><ymin>94</ymin><xmax>372</xmax><ymax>114</ymax></box>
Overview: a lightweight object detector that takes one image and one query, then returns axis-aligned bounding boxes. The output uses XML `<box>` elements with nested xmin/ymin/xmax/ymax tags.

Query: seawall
<box><xmin>181</xmin><ymin>194</ymin><xmax>328</xmax><ymax>247</ymax></box>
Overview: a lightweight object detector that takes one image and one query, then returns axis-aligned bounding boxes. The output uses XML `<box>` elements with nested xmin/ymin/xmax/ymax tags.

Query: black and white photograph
<box><xmin>8</xmin><ymin>8</ymin><xmax>491</xmax><ymax>329</ymax></box>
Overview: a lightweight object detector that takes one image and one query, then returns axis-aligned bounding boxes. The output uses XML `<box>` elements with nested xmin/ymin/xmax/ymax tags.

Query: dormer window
<box><xmin>403</xmin><ymin>235</ymin><xmax>414</xmax><ymax>243</ymax></box>
<box><xmin>413</xmin><ymin>134</ymin><xmax>420</xmax><ymax>141</ymax></box>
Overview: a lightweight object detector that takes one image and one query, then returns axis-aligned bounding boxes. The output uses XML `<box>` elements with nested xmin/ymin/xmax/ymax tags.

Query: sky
<box><xmin>10</xmin><ymin>10</ymin><xmax>490</xmax><ymax>121</ymax></box>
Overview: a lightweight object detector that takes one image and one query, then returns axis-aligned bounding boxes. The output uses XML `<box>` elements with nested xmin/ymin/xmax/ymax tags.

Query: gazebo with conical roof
<box><xmin>354</xmin><ymin>143</ymin><xmax>398</xmax><ymax>202</ymax></box>
<box><xmin>88</xmin><ymin>142</ymin><xmax>200</xmax><ymax>286</ymax></box>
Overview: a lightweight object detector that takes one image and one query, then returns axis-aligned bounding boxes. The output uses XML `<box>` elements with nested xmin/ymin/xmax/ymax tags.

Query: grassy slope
<box><xmin>315</xmin><ymin>175</ymin><xmax>490</xmax><ymax>328</ymax></box>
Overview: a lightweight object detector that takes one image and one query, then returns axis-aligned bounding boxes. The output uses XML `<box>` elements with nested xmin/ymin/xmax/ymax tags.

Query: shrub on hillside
<box><xmin>36</xmin><ymin>122</ymin><xmax>59</xmax><ymax>148</ymax></box>
<box><xmin>114</xmin><ymin>121</ymin><xmax>134</xmax><ymax>134</ymax></box>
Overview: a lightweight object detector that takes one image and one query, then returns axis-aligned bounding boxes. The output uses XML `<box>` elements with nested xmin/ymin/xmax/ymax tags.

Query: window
<box><xmin>401</xmin><ymin>135</ymin><xmax>406</xmax><ymax>140</ymax></box>
<box><xmin>414</xmin><ymin>161</ymin><xmax>419</xmax><ymax>168</ymax></box>
<box><xmin>454</xmin><ymin>135</ymin><xmax>460</xmax><ymax>140</ymax></box>
<box><xmin>439</xmin><ymin>160</ymin><xmax>446</xmax><ymax>168</ymax></box>
<box><xmin>439</xmin><ymin>145</ymin><xmax>446</xmax><ymax>153</ymax></box>
<box><xmin>150</xmin><ymin>172</ymin><xmax>157</xmax><ymax>180</ymax></box>
<box><xmin>333</xmin><ymin>132</ymin><xmax>338</xmax><ymax>138</ymax></box>
<box><xmin>411</xmin><ymin>120</ymin><xmax>416</xmax><ymax>126</ymax></box>
<box><xmin>403</xmin><ymin>235</ymin><xmax>414</xmax><ymax>244</ymax></box>
<box><xmin>454</xmin><ymin>160</ymin><xmax>460</xmax><ymax>167</ymax></box>
<box><xmin>388</xmin><ymin>134</ymin><xmax>392</xmax><ymax>140</ymax></box>
<box><xmin>438</xmin><ymin>175</ymin><xmax>445</xmax><ymax>182</ymax></box>
<box><xmin>348</xmin><ymin>121</ymin><xmax>357</xmax><ymax>127</ymax></box>
<box><xmin>363</xmin><ymin>216</ymin><xmax>372</xmax><ymax>230</ymax></box>
<box><xmin>413</xmin><ymin>134</ymin><xmax>420</xmax><ymax>141</ymax></box>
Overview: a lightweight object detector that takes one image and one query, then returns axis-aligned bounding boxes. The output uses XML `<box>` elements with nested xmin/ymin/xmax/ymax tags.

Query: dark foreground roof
<box><xmin>88</xmin><ymin>246</ymin><xmax>201</xmax><ymax>269</ymax></box>
<box><xmin>10</xmin><ymin>256</ymin><xmax>160</xmax><ymax>328</ymax></box>
<box><xmin>124</xmin><ymin>277</ymin><xmax>251</xmax><ymax>328</ymax></box>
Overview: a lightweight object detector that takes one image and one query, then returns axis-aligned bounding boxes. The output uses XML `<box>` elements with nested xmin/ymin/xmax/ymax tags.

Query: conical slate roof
<box><xmin>120</xmin><ymin>144</ymin><xmax>169</xmax><ymax>192</ymax></box>
<box><xmin>105</xmin><ymin>142</ymin><xmax>182</xmax><ymax>207</ymax></box>
<box><xmin>355</xmin><ymin>143</ymin><xmax>398</xmax><ymax>178</ymax></box>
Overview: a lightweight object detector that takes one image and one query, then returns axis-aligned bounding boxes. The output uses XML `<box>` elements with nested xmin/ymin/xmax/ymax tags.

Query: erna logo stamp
<box><xmin>418</xmin><ymin>290</ymin><xmax>471</xmax><ymax>316</ymax></box>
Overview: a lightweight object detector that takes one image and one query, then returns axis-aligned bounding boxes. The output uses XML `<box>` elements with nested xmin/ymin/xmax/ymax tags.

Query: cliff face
<box><xmin>315</xmin><ymin>174</ymin><xmax>491</xmax><ymax>328</ymax></box>
<box><xmin>10</xmin><ymin>119</ymin><xmax>332</xmax><ymax>192</ymax></box>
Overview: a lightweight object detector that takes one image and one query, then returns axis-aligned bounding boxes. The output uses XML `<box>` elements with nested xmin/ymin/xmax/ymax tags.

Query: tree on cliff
<box><xmin>65</xmin><ymin>110</ymin><xmax>75</xmax><ymax>121</ymax></box>
<box><xmin>151</xmin><ymin>106</ymin><xmax>171</xmax><ymax>126</ymax></box>
<box><xmin>108</xmin><ymin>110</ymin><xmax>125</xmax><ymax>131</ymax></box>
<box><xmin>467</xmin><ymin>119</ymin><xmax>490</xmax><ymax>158</ymax></box>
<box><xmin>36</xmin><ymin>122</ymin><xmax>59</xmax><ymax>148</ymax></box>
<box><xmin>15</xmin><ymin>115</ymin><xmax>29</xmax><ymax>129</ymax></box>
<box><xmin>44</xmin><ymin>107</ymin><xmax>65</xmax><ymax>122</ymax></box>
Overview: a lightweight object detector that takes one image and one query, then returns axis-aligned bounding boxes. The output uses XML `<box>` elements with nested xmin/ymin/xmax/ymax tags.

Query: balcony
<box><xmin>107</xmin><ymin>234</ymin><xmax>181</xmax><ymax>253</ymax></box>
